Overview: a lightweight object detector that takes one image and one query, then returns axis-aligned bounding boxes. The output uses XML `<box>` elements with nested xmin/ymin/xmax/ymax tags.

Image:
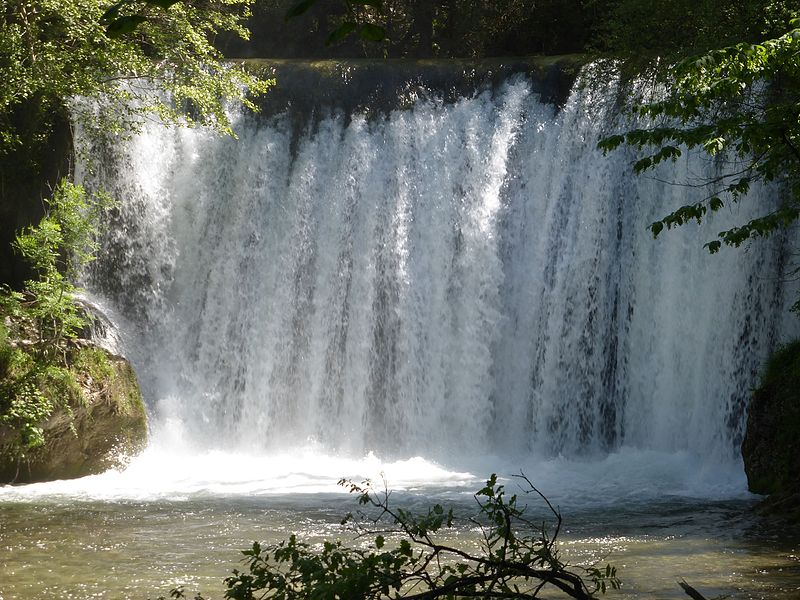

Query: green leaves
<box><xmin>650</xmin><ymin>220</ymin><xmax>664</xmax><ymax>238</ymax></box>
<box><xmin>703</xmin><ymin>137</ymin><xmax>725</xmax><ymax>156</ymax></box>
<box><xmin>359</xmin><ymin>23</ymin><xmax>386</xmax><ymax>42</ymax></box>
<box><xmin>2</xmin><ymin>0</ymin><xmax>272</xmax><ymax>143</ymax></box>
<box><xmin>587</xmin><ymin>564</ymin><xmax>620</xmax><ymax>595</ymax></box>
<box><xmin>653</xmin><ymin>145</ymin><xmax>683</xmax><ymax>164</ymax></box>
<box><xmin>9</xmin><ymin>180</ymin><xmax>111</xmax><ymax>347</ymax></box>
<box><xmin>600</xmin><ymin>15</ymin><xmax>800</xmax><ymax>269</ymax></box>
<box><xmin>100</xmin><ymin>0</ymin><xmax>127</xmax><ymax>23</ymax></box>
<box><xmin>143</xmin><ymin>0</ymin><xmax>182</xmax><ymax>9</ymax></box>
<box><xmin>648</xmin><ymin>203</ymin><xmax>706</xmax><ymax>238</ymax></box>
<box><xmin>597</xmin><ymin>134</ymin><xmax>625</xmax><ymax>154</ymax></box>
<box><xmin>326</xmin><ymin>22</ymin><xmax>358</xmax><ymax>45</ymax></box>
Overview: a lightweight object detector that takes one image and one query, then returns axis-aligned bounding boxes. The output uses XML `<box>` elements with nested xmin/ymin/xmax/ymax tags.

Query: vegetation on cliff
<box><xmin>742</xmin><ymin>340</ymin><xmax>800</xmax><ymax>503</ymax></box>
<box><xmin>0</xmin><ymin>341</ymin><xmax>147</xmax><ymax>483</ymax></box>
<box><xmin>0</xmin><ymin>181</ymin><xmax>108</xmax><ymax>453</ymax></box>
<box><xmin>0</xmin><ymin>180</ymin><xmax>146</xmax><ymax>482</ymax></box>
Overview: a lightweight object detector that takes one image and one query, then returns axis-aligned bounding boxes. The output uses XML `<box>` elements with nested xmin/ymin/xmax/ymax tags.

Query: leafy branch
<box><xmin>0</xmin><ymin>180</ymin><xmax>111</xmax><ymax>456</ymax></box>
<box><xmin>199</xmin><ymin>474</ymin><xmax>619</xmax><ymax>600</ymax></box>
<box><xmin>599</xmin><ymin>15</ymin><xmax>800</xmax><ymax>261</ymax></box>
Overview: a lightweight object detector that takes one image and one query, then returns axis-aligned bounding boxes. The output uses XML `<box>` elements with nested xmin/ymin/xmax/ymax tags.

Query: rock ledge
<box><xmin>0</xmin><ymin>346</ymin><xmax>147</xmax><ymax>484</ymax></box>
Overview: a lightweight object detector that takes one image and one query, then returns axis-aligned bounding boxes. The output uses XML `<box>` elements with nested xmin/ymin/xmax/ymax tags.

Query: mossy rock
<box><xmin>742</xmin><ymin>339</ymin><xmax>800</xmax><ymax>500</ymax></box>
<box><xmin>0</xmin><ymin>346</ymin><xmax>147</xmax><ymax>484</ymax></box>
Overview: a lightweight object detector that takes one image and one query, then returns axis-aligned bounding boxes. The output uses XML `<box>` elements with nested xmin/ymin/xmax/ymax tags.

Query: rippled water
<box><xmin>1</xmin><ymin>452</ymin><xmax>799</xmax><ymax>599</ymax></box>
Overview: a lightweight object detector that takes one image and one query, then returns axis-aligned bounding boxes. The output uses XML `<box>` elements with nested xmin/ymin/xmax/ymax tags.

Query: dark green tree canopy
<box><xmin>261</xmin><ymin>0</ymin><xmax>797</xmax><ymax>59</ymax></box>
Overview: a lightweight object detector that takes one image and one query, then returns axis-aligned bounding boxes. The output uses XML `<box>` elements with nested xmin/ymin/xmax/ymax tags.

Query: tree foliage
<box><xmin>0</xmin><ymin>0</ymin><xmax>272</xmax><ymax>154</ymax></box>
<box><xmin>599</xmin><ymin>13</ymin><xmax>800</xmax><ymax>271</ymax></box>
<box><xmin>1</xmin><ymin>181</ymin><xmax>109</xmax><ymax>359</ymax></box>
<box><xmin>586</xmin><ymin>0</ymin><xmax>796</xmax><ymax>56</ymax></box>
<box><xmin>0</xmin><ymin>0</ymin><xmax>274</xmax><ymax>460</ymax></box>
<box><xmin>274</xmin><ymin>0</ymin><xmax>793</xmax><ymax>59</ymax></box>
<box><xmin>284</xmin><ymin>0</ymin><xmax>387</xmax><ymax>48</ymax></box>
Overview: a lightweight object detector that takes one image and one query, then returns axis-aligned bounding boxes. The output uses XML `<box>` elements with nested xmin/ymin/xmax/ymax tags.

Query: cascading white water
<box><xmin>72</xmin><ymin>65</ymin><xmax>798</xmax><ymax>499</ymax></box>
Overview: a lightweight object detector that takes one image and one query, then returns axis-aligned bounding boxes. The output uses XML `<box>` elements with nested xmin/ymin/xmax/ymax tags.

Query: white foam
<box><xmin>0</xmin><ymin>443</ymin><xmax>752</xmax><ymax>506</ymax></box>
<box><xmin>0</xmin><ymin>445</ymin><xmax>476</xmax><ymax>502</ymax></box>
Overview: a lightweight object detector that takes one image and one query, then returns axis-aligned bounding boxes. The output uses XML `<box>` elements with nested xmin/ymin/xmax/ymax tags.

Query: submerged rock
<box><xmin>742</xmin><ymin>339</ymin><xmax>800</xmax><ymax>519</ymax></box>
<box><xmin>0</xmin><ymin>347</ymin><xmax>147</xmax><ymax>484</ymax></box>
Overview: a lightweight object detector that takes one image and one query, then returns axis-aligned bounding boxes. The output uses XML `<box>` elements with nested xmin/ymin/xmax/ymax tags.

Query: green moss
<box><xmin>1</xmin><ymin>313</ymin><xmax>147</xmax><ymax>482</ymax></box>
<box><xmin>758</xmin><ymin>340</ymin><xmax>800</xmax><ymax>465</ymax></box>
<box><xmin>66</xmin><ymin>348</ymin><xmax>144</xmax><ymax>424</ymax></box>
<box><xmin>742</xmin><ymin>339</ymin><xmax>800</xmax><ymax>498</ymax></box>
<box><xmin>0</xmin><ymin>333</ymin><xmax>92</xmax><ymax>455</ymax></box>
<box><xmin>72</xmin><ymin>347</ymin><xmax>114</xmax><ymax>396</ymax></box>
<box><xmin>41</xmin><ymin>364</ymin><xmax>82</xmax><ymax>404</ymax></box>
<box><xmin>0</xmin><ymin>322</ymin><xmax>11</xmax><ymax>377</ymax></box>
<box><xmin>0</xmin><ymin>343</ymin><xmax>148</xmax><ymax>483</ymax></box>
<box><xmin>761</xmin><ymin>339</ymin><xmax>800</xmax><ymax>387</ymax></box>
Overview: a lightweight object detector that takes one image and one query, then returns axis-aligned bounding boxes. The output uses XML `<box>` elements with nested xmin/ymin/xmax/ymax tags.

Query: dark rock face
<box><xmin>0</xmin><ymin>351</ymin><xmax>147</xmax><ymax>484</ymax></box>
<box><xmin>742</xmin><ymin>340</ymin><xmax>800</xmax><ymax>517</ymax></box>
<box><xmin>0</xmin><ymin>106</ymin><xmax>72</xmax><ymax>289</ymax></box>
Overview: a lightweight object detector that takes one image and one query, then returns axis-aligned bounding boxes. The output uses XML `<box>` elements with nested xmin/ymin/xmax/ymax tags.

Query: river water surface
<box><xmin>2</xmin><ymin>448</ymin><xmax>799</xmax><ymax>599</ymax></box>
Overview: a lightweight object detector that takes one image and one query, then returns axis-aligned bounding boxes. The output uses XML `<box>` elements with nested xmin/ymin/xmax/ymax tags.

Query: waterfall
<box><xmin>78</xmin><ymin>63</ymin><xmax>798</xmax><ymax>477</ymax></box>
